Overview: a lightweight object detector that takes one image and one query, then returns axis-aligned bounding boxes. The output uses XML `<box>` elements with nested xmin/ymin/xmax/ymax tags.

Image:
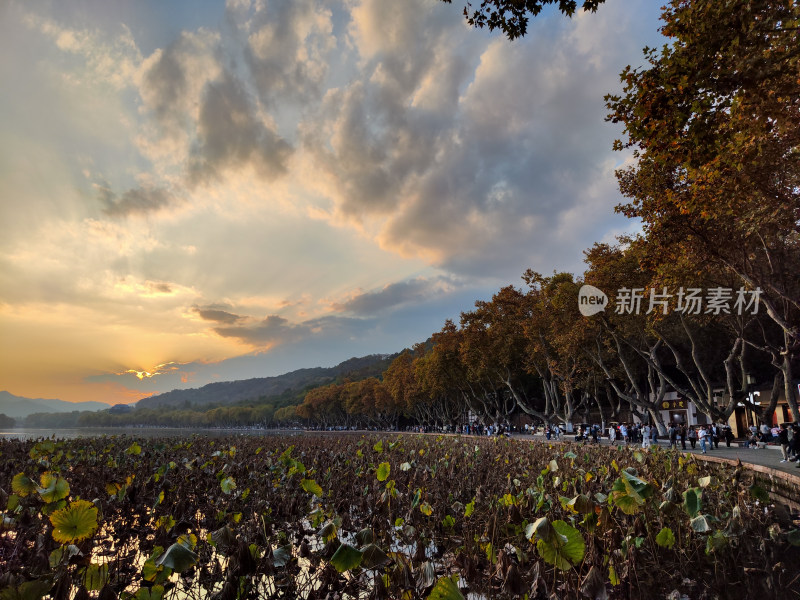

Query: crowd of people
<box><xmin>520</xmin><ymin>420</ymin><xmax>798</xmax><ymax>465</ymax></box>
<box><xmin>400</xmin><ymin>419</ymin><xmax>800</xmax><ymax>468</ymax></box>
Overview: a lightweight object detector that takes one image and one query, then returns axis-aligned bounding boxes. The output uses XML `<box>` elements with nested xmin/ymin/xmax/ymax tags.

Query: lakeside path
<box><xmin>509</xmin><ymin>432</ymin><xmax>800</xmax><ymax>479</ymax></box>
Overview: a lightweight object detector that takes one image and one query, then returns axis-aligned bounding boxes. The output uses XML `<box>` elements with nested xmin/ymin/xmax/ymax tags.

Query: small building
<box><xmin>729</xmin><ymin>380</ymin><xmax>799</xmax><ymax>437</ymax></box>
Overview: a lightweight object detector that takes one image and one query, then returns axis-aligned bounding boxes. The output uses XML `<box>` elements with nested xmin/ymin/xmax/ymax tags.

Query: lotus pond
<box><xmin>1</xmin><ymin>434</ymin><xmax>799</xmax><ymax>600</ymax></box>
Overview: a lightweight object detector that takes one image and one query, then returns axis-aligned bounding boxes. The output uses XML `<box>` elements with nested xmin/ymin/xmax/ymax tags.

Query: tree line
<box><xmin>292</xmin><ymin>0</ymin><xmax>800</xmax><ymax>433</ymax></box>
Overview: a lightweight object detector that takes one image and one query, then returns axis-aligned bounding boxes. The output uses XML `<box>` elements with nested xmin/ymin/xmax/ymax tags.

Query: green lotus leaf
<box><xmin>177</xmin><ymin>533</ymin><xmax>197</xmax><ymax>550</ymax></box>
<box><xmin>210</xmin><ymin>525</ymin><xmax>237</xmax><ymax>549</ymax></box>
<box><xmin>38</xmin><ymin>472</ymin><xmax>70</xmax><ymax>504</ymax></box>
<box><xmin>11</xmin><ymin>473</ymin><xmax>36</xmax><ymax>497</ymax></box>
<box><xmin>220</xmin><ymin>476</ymin><xmax>236</xmax><ymax>494</ymax></box>
<box><xmin>156</xmin><ymin>541</ymin><xmax>198</xmax><ymax>572</ymax></box>
<box><xmin>536</xmin><ymin>520</ymin><xmax>585</xmax><ymax>571</ymax></box>
<box><xmin>683</xmin><ymin>488</ymin><xmax>702</xmax><ymax>518</ymax></box>
<box><xmin>330</xmin><ymin>543</ymin><xmax>363</xmax><ymax>572</ymax></box>
<box><xmin>567</xmin><ymin>494</ymin><xmax>594</xmax><ymax>514</ymax></box>
<box><xmin>319</xmin><ymin>521</ymin><xmax>338</xmax><ymax>542</ymax></box>
<box><xmin>49</xmin><ymin>544</ymin><xmax>81</xmax><ymax>568</ymax></box>
<box><xmin>41</xmin><ymin>499</ymin><xmax>67</xmax><ymax>516</ymax></box>
<box><xmin>360</xmin><ymin>543</ymin><xmax>390</xmax><ymax>569</ymax></box>
<box><xmin>426</xmin><ymin>574</ymin><xmax>465</xmax><ymax>600</ymax></box>
<box><xmin>2</xmin><ymin>579</ymin><xmax>52</xmax><ymax>600</ymax></box>
<box><xmin>82</xmin><ymin>562</ymin><xmax>109</xmax><ymax>591</ymax></box>
<box><xmin>50</xmin><ymin>499</ymin><xmax>98</xmax><ymax>544</ymax></box>
<box><xmin>134</xmin><ymin>584</ymin><xmax>164</xmax><ymax>600</ymax></box>
<box><xmin>655</xmin><ymin>527</ymin><xmax>675</xmax><ymax>549</ymax></box>
<box><xmin>355</xmin><ymin>527</ymin><xmax>374</xmax><ymax>546</ymax></box>
<box><xmin>620</xmin><ymin>470</ymin><xmax>653</xmax><ymax>497</ymax></box>
<box><xmin>705</xmin><ymin>530</ymin><xmax>728</xmax><ymax>553</ymax></box>
<box><xmin>301</xmin><ymin>478</ymin><xmax>323</xmax><ymax>497</ymax></box>
<box><xmin>526</xmin><ymin>516</ymin><xmax>562</xmax><ymax>544</ymax></box>
<box><xmin>142</xmin><ymin>547</ymin><xmax>171</xmax><ymax>584</ymax></box>
<box><xmin>376</xmin><ymin>462</ymin><xmax>391</xmax><ymax>482</ymax></box>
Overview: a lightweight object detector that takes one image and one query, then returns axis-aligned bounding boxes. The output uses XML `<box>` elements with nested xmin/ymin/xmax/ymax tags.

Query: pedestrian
<box><xmin>609</xmin><ymin>425</ymin><xmax>617</xmax><ymax>445</ymax></box>
<box><xmin>620</xmin><ymin>423</ymin><xmax>629</xmax><ymax>444</ymax></box>
<box><xmin>642</xmin><ymin>424</ymin><xmax>651</xmax><ymax>448</ymax></box>
<box><xmin>706</xmin><ymin>425</ymin><xmax>715</xmax><ymax>450</ymax></box>
<box><xmin>668</xmin><ymin>424</ymin><xmax>678</xmax><ymax>449</ymax></box>
<box><xmin>711</xmin><ymin>423</ymin><xmax>720</xmax><ymax>449</ymax></box>
<box><xmin>650</xmin><ymin>425</ymin><xmax>658</xmax><ymax>446</ymax></box>
<box><xmin>760</xmin><ymin>422</ymin><xmax>771</xmax><ymax>441</ymax></box>
<box><xmin>789</xmin><ymin>423</ymin><xmax>799</xmax><ymax>460</ymax></box>
<box><xmin>779</xmin><ymin>423</ymin><xmax>791</xmax><ymax>463</ymax></box>
<box><xmin>679</xmin><ymin>424</ymin><xmax>687</xmax><ymax>450</ymax></box>
<box><xmin>723</xmin><ymin>425</ymin><xmax>733</xmax><ymax>447</ymax></box>
<box><xmin>687</xmin><ymin>426</ymin><xmax>697</xmax><ymax>449</ymax></box>
<box><xmin>698</xmin><ymin>426</ymin><xmax>708</xmax><ymax>454</ymax></box>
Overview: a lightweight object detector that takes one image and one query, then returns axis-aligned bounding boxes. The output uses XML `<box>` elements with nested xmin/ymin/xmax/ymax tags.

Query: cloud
<box><xmin>137</xmin><ymin>28</ymin><xmax>293</xmax><ymax>185</ymax></box>
<box><xmin>98</xmin><ymin>184</ymin><xmax>175</xmax><ymax>217</ymax></box>
<box><xmin>192</xmin><ymin>304</ymin><xmax>243</xmax><ymax>325</ymax></box>
<box><xmin>188</xmin><ymin>70</ymin><xmax>293</xmax><ymax>184</ymax></box>
<box><xmin>301</xmin><ymin>0</ymin><xmax>657</xmax><ymax>278</ymax></box>
<box><xmin>213</xmin><ymin>314</ymin><xmax>306</xmax><ymax>347</ymax></box>
<box><xmin>332</xmin><ymin>276</ymin><xmax>455</xmax><ymax>316</ymax></box>
<box><xmin>234</xmin><ymin>0</ymin><xmax>336</xmax><ymax>105</ymax></box>
<box><xmin>137</xmin><ymin>29</ymin><xmax>222</xmax><ymax>155</ymax></box>
<box><xmin>23</xmin><ymin>11</ymin><xmax>142</xmax><ymax>90</ymax></box>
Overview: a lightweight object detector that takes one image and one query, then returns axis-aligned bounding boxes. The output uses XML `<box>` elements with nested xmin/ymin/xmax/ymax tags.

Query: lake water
<box><xmin>0</xmin><ymin>427</ymin><xmax>304</xmax><ymax>440</ymax></box>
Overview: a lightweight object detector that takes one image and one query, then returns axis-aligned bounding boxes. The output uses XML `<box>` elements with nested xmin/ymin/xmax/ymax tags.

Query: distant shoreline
<box><xmin>0</xmin><ymin>426</ymin><xmax>305</xmax><ymax>440</ymax></box>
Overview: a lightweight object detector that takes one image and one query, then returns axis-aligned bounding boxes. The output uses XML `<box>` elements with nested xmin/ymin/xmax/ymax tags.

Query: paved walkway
<box><xmin>512</xmin><ymin>433</ymin><xmax>800</xmax><ymax>478</ymax></box>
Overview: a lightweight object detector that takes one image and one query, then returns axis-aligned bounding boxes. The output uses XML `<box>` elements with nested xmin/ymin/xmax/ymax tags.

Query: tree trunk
<box><xmin>782</xmin><ymin>330</ymin><xmax>799</xmax><ymax>421</ymax></box>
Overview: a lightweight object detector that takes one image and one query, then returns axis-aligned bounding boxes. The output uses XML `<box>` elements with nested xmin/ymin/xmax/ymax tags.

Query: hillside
<box><xmin>0</xmin><ymin>391</ymin><xmax>108</xmax><ymax>419</ymax></box>
<box><xmin>135</xmin><ymin>354</ymin><xmax>395</xmax><ymax>410</ymax></box>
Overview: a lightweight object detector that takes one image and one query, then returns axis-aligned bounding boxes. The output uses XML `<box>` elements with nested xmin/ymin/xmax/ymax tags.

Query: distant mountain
<box><xmin>0</xmin><ymin>391</ymin><xmax>108</xmax><ymax>420</ymax></box>
<box><xmin>136</xmin><ymin>354</ymin><xmax>395</xmax><ymax>410</ymax></box>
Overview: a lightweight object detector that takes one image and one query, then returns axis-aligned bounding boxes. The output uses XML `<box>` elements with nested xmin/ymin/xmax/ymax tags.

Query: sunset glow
<box><xmin>0</xmin><ymin>0</ymin><xmax>663</xmax><ymax>405</ymax></box>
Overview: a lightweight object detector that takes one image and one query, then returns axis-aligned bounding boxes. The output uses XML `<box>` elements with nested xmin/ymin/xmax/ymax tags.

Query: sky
<box><xmin>0</xmin><ymin>0</ymin><xmax>664</xmax><ymax>405</ymax></box>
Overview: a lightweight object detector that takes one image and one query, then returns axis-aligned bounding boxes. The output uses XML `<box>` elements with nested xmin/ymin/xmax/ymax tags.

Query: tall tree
<box><xmin>460</xmin><ymin>287</ymin><xmax>531</xmax><ymax>424</ymax></box>
<box><xmin>606</xmin><ymin>0</ymin><xmax>800</xmax><ymax>418</ymax></box>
